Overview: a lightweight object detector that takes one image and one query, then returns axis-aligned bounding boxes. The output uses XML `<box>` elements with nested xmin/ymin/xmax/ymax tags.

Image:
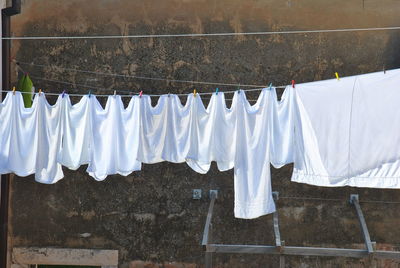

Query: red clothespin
<box><xmin>139</xmin><ymin>91</ymin><xmax>143</xmax><ymax>98</ymax></box>
<box><xmin>291</xmin><ymin>80</ymin><xmax>295</xmax><ymax>88</ymax></box>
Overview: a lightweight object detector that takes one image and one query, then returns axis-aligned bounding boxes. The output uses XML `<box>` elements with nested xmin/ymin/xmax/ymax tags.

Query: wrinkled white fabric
<box><xmin>279</xmin><ymin>69</ymin><xmax>400</xmax><ymax>188</ymax></box>
<box><xmin>234</xmin><ymin>90</ymin><xmax>278</xmax><ymax>218</ymax></box>
<box><xmin>58</xmin><ymin>95</ymin><xmax>91</xmax><ymax>170</ymax></box>
<box><xmin>0</xmin><ymin>88</ymin><xmax>281</xmax><ymax>218</ymax></box>
<box><xmin>0</xmin><ymin>92</ymin><xmax>63</xmax><ymax>183</ymax></box>
<box><xmin>86</xmin><ymin>95</ymin><xmax>142</xmax><ymax>180</ymax></box>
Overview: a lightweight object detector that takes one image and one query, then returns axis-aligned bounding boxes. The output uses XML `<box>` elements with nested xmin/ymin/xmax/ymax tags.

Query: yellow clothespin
<box><xmin>39</xmin><ymin>89</ymin><xmax>42</xmax><ymax>95</ymax></box>
<box><xmin>335</xmin><ymin>72</ymin><xmax>340</xmax><ymax>80</ymax></box>
<box><xmin>193</xmin><ymin>89</ymin><xmax>197</xmax><ymax>97</ymax></box>
<box><xmin>12</xmin><ymin>86</ymin><xmax>16</xmax><ymax>95</ymax></box>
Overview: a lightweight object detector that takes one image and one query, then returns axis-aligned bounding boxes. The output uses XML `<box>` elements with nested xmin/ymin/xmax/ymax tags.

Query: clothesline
<box><xmin>2</xmin><ymin>87</ymin><xmax>260</xmax><ymax>101</ymax></box>
<box><xmin>8</xmin><ymin>73</ymin><xmax>268</xmax><ymax>98</ymax></box>
<box><xmin>3</xmin><ymin>26</ymin><xmax>400</xmax><ymax>40</ymax></box>
<box><xmin>12</xmin><ymin>61</ymin><xmax>282</xmax><ymax>98</ymax></box>
<box><xmin>15</xmin><ymin>60</ymin><xmax>276</xmax><ymax>88</ymax></box>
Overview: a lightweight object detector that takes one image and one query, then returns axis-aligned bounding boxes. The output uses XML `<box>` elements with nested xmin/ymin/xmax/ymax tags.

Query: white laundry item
<box><xmin>0</xmin><ymin>93</ymin><xmax>13</xmax><ymax>175</ymax></box>
<box><xmin>58</xmin><ymin>95</ymin><xmax>91</xmax><ymax>170</ymax></box>
<box><xmin>233</xmin><ymin>89</ymin><xmax>279</xmax><ymax>218</ymax></box>
<box><xmin>1</xmin><ymin>92</ymin><xmax>64</xmax><ymax>183</ymax></box>
<box><xmin>185</xmin><ymin>92</ymin><xmax>237</xmax><ymax>173</ymax></box>
<box><xmin>137</xmin><ymin>94</ymin><xmax>192</xmax><ymax>164</ymax></box>
<box><xmin>86</xmin><ymin>95</ymin><xmax>142</xmax><ymax>180</ymax></box>
<box><xmin>280</xmin><ymin>69</ymin><xmax>400</xmax><ymax>188</ymax></box>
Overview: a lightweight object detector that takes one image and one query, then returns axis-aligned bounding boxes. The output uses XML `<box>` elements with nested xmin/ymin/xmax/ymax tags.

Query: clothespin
<box><xmin>291</xmin><ymin>80</ymin><xmax>295</xmax><ymax>88</ymax></box>
<box><xmin>383</xmin><ymin>65</ymin><xmax>386</xmax><ymax>74</ymax></box>
<box><xmin>139</xmin><ymin>91</ymin><xmax>143</xmax><ymax>98</ymax></box>
<box><xmin>12</xmin><ymin>86</ymin><xmax>16</xmax><ymax>95</ymax></box>
<box><xmin>113</xmin><ymin>90</ymin><xmax>116</xmax><ymax>97</ymax></box>
<box><xmin>193</xmin><ymin>89</ymin><xmax>197</xmax><ymax>97</ymax></box>
<box><xmin>88</xmin><ymin>90</ymin><xmax>91</xmax><ymax>98</ymax></box>
<box><xmin>268</xmin><ymin>83</ymin><xmax>273</xmax><ymax>90</ymax></box>
<box><xmin>62</xmin><ymin>90</ymin><xmax>66</xmax><ymax>98</ymax></box>
<box><xmin>39</xmin><ymin>89</ymin><xmax>42</xmax><ymax>95</ymax></box>
<box><xmin>335</xmin><ymin>72</ymin><xmax>340</xmax><ymax>80</ymax></box>
<box><xmin>216</xmin><ymin>88</ymin><xmax>219</xmax><ymax>95</ymax></box>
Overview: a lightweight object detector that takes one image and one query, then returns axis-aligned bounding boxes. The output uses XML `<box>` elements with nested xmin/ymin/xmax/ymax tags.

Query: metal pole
<box><xmin>202</xmin><ymin>191</ymin><xmax>217</xmax><ymax>268</ymax></box>
<box><xmin>272</xmin><ymin>192</ymin><xmax>285</xmax><ymax>268</ymax></box>
<box><xmin>350</xmin><ymin>194</ymin><xmax>374</xmax><ymax>254</ymax></box>
<box><xmin>0</xmin><ymin>2</ymin><xmax>21</xmax><ymax>267</ymax></box>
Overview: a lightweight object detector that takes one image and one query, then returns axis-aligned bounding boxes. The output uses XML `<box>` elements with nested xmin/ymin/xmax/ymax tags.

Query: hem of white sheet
<box><xmin>292</xmin><ymin>171</ymin><xmax>400</xmax><ymax>188</ymax></box>
<box><xmin>234</xmin><ymin>201</ymin><xmax>276</xmax><ymax>219</ymax></box>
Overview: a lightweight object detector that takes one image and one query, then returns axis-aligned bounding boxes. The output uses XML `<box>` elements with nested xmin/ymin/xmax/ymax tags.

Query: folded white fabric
<box><xmin>1</xmin><ymin>88</ymin><xmax>282</xmax><ymax>218</ymax></box>
<box><xmin>280</xmin><ymin>68</ymin><xmax>400</xmax><ymax>188</ymax></box>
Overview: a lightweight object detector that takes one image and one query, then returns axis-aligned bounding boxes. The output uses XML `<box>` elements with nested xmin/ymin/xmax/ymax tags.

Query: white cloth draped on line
<box><xmin>278</xmin><ymin>68</ymin><xmax>400</xmax><ymax>188</ymax></box>
<box><xmin>0</xmin><ymin>88</ymin><xmax>285</xmax><ymax>219</ymax></box>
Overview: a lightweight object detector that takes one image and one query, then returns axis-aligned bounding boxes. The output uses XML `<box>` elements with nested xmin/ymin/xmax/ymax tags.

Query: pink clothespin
<box><xmin>292</xmin><ymin>80</ymin><xmax>295</xmax><ymax>88</ymax></box>
<box><xmin>139</xmin><ymin>91</ymin><xmax>143</xmax><ymax>98</ymax></box>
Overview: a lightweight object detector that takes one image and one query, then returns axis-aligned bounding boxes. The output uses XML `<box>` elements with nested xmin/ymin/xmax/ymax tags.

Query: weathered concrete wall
<box><xmin>8</xmin><ymin>0</ymin><xmax>400</xmax><ymax>267</ymax></box>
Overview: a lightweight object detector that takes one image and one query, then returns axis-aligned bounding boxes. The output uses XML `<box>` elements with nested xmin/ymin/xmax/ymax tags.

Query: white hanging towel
<box><xmin>280</xmin><ymin>68</ymin><xmax>400</xmax><ymax>188</ymax></box>
<box><xmin>58</xmin><ymin>95</ymin><xmax>91</xmax><ymax>170</ymax></box>
<box><xmin>0</xmin><ymin>92</ymin><xmax>63</xmax><ymax>183</ymax></box>
<box><xmin>86</xmin><ymin>95</ymin><xmax>142</xmax><ymax>180</ymax></box>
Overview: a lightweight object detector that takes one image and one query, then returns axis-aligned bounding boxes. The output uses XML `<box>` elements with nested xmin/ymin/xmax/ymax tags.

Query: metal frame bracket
<box><xmin>201</xmin><ymin>192</ymin><xmax>400</xmax><ymax>268</ymax></box>
<box><xmin>350</xmin><ymin>194</ymin><xmax>374</xmax><ymax>254</ymax></box>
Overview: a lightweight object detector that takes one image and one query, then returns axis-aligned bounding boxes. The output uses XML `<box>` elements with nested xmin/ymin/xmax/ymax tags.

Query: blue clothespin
<box><xmin>268</xmin><ymin>83</ymin><xmax>273</xmax><ymax>90</ymax></box>
<box><xmin>216</xmin><ymin>88</ymin><xmax>219</xmax><ymax>95</ymax></box>
<box><xmin>62</xmin><ymin>90</ymin><xmax>66</xmax><ymax>98</ymax></box>
<box><xmin>88</xmin><ymin>90</ymin><xmax>91</xmax><ymax>98</ymax></box>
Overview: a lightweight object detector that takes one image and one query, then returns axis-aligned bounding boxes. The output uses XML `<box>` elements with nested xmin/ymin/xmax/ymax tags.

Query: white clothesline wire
<box><xmin>1</xmin><ymin>89</ymin><xmax>261</xmax><ymax>101</ymax></box>
<box><xmin>15</xmin><ymin>60</ymin><xmax>275</xmax><ymax>88</ymax></box>
<box><xmin>29</xmin><ymin>75</ymin><xmax>271</xmax><ymax>97</ymax></box>
<box><xmin>3</xmin><ymin>26</ymin><xmax>400</xmax><ymax>40</ymax></box>
<box><xmin>11</xmin><ymin>61</ymin><xmax>286</xmax><ymax>98</ymax></box>
<box><xmin>4</xmin><ymin>74</ymin><xmax>269</xmax><ymax>100</ymax></box>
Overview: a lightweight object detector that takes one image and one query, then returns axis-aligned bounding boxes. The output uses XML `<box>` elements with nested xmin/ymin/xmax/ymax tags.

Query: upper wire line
<box><xmin>3</xmin><ymin>26</ymin><xmax>400</xmax><ymax>40</ymax></box>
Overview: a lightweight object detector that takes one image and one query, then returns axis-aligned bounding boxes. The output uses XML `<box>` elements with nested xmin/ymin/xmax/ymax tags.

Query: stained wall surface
<box><xmin>8</xmin><ymin>0</ymin><xmax>400</xmax><ymax>267</ymax></box>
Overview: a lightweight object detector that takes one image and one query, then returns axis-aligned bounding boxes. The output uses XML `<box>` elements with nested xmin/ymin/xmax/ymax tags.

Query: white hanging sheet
<box><xmin>279</xmin><ymin>68</ymin><xmax>400</xmax><ymax>188</ymax></box>
<box><xmin>0</xmin><ymin>88</ymin><xmax>282</xmax><ymax>219</ymax></box>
